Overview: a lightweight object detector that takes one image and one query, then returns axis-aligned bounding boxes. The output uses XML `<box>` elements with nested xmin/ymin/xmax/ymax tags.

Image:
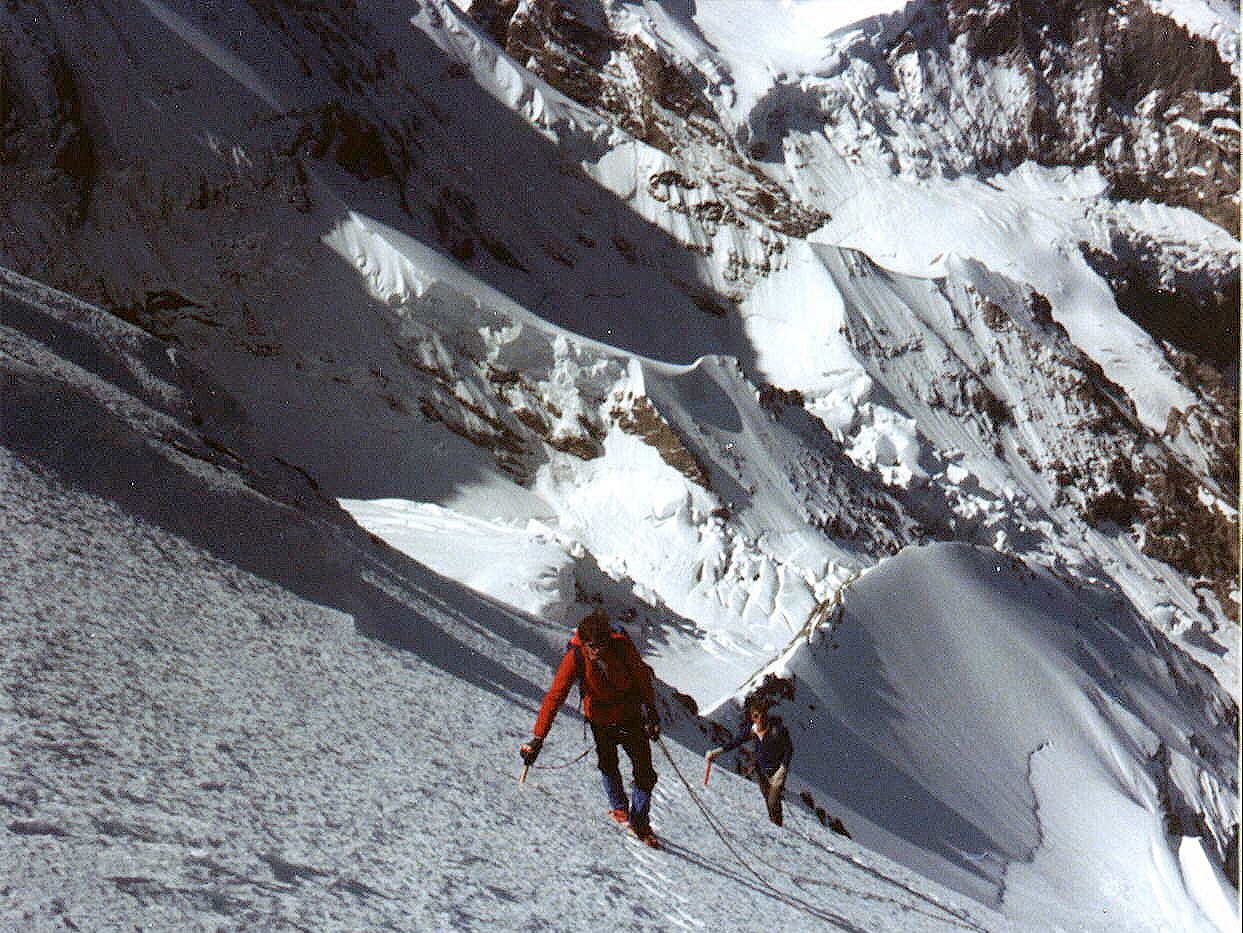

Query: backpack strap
<box><xmin>566</xmin><ymin>639</ymin><xmax>586</xmax><ymax>712</ymax></box>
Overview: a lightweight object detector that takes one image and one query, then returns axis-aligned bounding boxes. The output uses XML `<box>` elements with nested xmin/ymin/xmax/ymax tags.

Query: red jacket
<box><xmin>533</xmin><ymin>630</ymin><xmax>655</xmax><ymax>739</ymax></box>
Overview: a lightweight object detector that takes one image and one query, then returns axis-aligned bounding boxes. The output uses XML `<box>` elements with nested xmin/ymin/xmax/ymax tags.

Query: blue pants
<box><xmin>590</xmin><ymin>719</ymin><xmax>657</xmax><ymax>830</ymax></box>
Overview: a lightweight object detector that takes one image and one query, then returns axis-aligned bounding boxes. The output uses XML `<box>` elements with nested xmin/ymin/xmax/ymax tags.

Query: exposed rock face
<box><xmin>464</xmin><ymin>0</ymin><xmax>1238</xmax><ymax>375</ymax></box>
<box><xmin>475</xmin><ymin>0</ymin><xmax>708</xmax><ymax>152</ymax></box>
<box><xmin>470</xmin><ymin>1</ymin><xmax>1239</xmax><ymax>235</ymax></box>
<box><xmin>0</xmin><ymin>6</ymin><xmax>97</xmax><ymax>277</ymax></box>
<box><xmin>461</xmin><ymin>0</ymin><xmax>837</xmax><ymax>242</ymax></box>
<box><xmin>797</xmin><ymin>0</ymin><xmax>1239</xmax><ymax>232</ymax></box>
<box><xmin>926</xmin><ymin>1</ymin><xmax>1241</xmax><ymax>368</ymax></box>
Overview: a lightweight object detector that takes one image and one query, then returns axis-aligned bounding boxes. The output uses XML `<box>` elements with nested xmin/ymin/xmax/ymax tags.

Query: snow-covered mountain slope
<box><xmin>1</xmin><ymin>0</ymin><xmax>1238</xmax><ymax>929</ymax></box>
<box><xmin>743</xmin><ymin>541</ymin><xmax>1238</xmax><ymax>931</ymax></box>
<box><xmin>2</xmin><ymin>267</ymin><xmax>1019</xmax><ymax>932</ymax></box>
<box><xmin>2</xmin><ymin>267</ymin><xmax>1235</xmax><ymax>932</ymax></box>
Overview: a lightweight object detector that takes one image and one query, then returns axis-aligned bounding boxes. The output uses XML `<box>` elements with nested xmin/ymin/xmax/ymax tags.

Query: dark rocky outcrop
<box><xmin>468</xmin><ymin>0</ymin><xmax>712</xmax><ymax>153</ymax></box>
<box><xmin>1081</xmin><ymin>243</ymin><xmax>1240</xmax><ymax>373</ymax></box>
<box><xmin>916</xmin><ymin>0</ymin><xmax>1238</xmax><ymax>231</ymax></box>
<box><xmin>1</xmin><ymin>8</ymin><xmax>97</xmax><ymax>247</ymax></box>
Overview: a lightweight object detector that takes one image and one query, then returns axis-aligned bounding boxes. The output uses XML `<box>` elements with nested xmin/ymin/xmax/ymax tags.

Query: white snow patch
<box><xmin>616</xmin><ymin>0</ymin><xmax>910</xmax><ymax>120</ymax></box>
<box><xmin>1177</xmin><ymin>835</ymin><xmax>1240</xmax><ymax>933</ymax></box>
<box><xmin>843</xmin><ymin>403</ymin><xmax>927</xmax><ymax>487</ymax></box>
<box><xmin>807</xmin><ymin>161</ymin><xmax>1203</xmax><ymax>432</ymax></box>
<box><xmin>769</xmin><ymin>542</ymin><xmax>1238</xmax><ymax>932</ymax></box>
<box><xmin>736</xmin><ymin>237</ymin><xmax>864</xmax><ymax>400</ymax></box>
<box><xmin>339</xmin><ymin>499</ymin><xmax>578</xmax><ymax>621</ymax></box>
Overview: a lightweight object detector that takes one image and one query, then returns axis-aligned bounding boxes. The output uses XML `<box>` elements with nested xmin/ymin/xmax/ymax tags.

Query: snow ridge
<box><xmin>3</xmin><ymin>266</ymin><xmax>1021</xmax><ymax>932</ymax></box>
<box><xmin>1</xmin><ymin>2</ymin><xmax>1237</xmax><ymax>931</ymax></box>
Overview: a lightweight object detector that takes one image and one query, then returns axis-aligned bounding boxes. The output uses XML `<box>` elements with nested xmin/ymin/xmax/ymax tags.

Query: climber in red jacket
<box><xmin>521</xmin><ymin>609</ymin><xmax>661</xmax><ymax>846</ymax></box>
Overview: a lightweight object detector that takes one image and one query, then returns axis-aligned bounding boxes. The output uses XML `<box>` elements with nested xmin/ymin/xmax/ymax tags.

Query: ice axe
<box><xmin>519</xmin><ymin>764</ymin><xmax>530</xmax><ymax>784</ymax></box>
<box><xmin>703</xmin><ymin>758</ymin><xmax>713</xmax><ymax>785</ymax></box>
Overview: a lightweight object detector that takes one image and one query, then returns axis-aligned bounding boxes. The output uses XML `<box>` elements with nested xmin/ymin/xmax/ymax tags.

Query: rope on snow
<box><xmin>655</xmin><ymin>737</ymin><xmax>989</xmax><ymax>933</ymax></box>
<box><xmin>530</xmin><ymin>745</ymin><xmax>593</xmax><ymax>770</ymax></box>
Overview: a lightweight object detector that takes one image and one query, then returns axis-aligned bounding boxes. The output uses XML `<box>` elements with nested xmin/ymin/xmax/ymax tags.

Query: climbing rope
<box><xmin>781</xmin><ymin>823</ymin><xmax>989</xmax><ymax>933</ymax></box>
<box><xmin>655</xmin><ymin>736</ymin><xmax>989</xmax><ymax>933</ymax></box>
<box><xmin>655</xmin><ymin>737</ymin><xmax>884</xmax><ymax>930</ymax></box>
<box><xmin>518</xmin><ymin>724</ymin><xmax>987</xmax><ymax>929</ymax></box>
<box><xmin>528</xmin><ymin>719</ymin><xmax>594</xmax><ymax>771</ymax></box>
<box><xmin>655</xmin><ymin>736</ymin><xmax>774</xmax><ymax>889</ymax></box>
<box><xmin>530</xmin><ymin>744</ymin><xmax>592</xmax><ymax>770</ymax></box>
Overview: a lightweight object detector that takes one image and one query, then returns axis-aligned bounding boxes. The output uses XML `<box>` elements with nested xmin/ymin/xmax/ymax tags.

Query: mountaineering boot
<box><xmin>609</xmin><ymin>807</ymin><xmax>630</xmax><ymax>825</ymax></box>
<box><xmin>629</xmin><ymin>824</ymin><xmax>661</xmax><ymax>849</ymax></box>
<box><xmin>629</xmin><ymin>783</ymin><xmax>653</xmax><ymax>830</ymax></box>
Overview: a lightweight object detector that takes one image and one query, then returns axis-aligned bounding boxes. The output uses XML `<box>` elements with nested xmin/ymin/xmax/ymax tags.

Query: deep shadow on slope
<box><xmin>2</xmin><ymin>364</ymin><xmax>547</xmax><ymax>710</ymax></box>
<box><xmin>781</xmin><ymin>542</ymin><xmax>1237</xmax><ymax>900</ymax></box>
<box><xmin>1</xmin><ymin>272</ymin><xmax>556</xmax><ymax>716</ymax></box>
<box><xmin>1</xmin><ymin>0</ymin><xmax>762</xmax><ymax>439</ymax></box>
<box><xmin>2</xmin><ymin>0</ymin><xmax>782</xmax><ymax>510</ymax></box>
<box><xmin>312</xmin><ymin>0</ymin><xmax>762</xmax><ymax>369</ymax></box>
<box><xmin>1</xmin><ymin>268</ymin><xmax>736</xmax><ymax>765</ymax></box>
<box><xmin>2</xmin><ymin>273</ymin><xmax>1026</xmax><ymax>933</ymax></box>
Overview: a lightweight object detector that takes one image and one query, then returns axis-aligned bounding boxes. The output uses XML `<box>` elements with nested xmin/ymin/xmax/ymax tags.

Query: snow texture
<box><xmin>2</xmin><ymin>1</ymin><xmax>1238</xmax><ymax>931</ymax></box>
<box><xmin>2</xmin><ymin>267</ymin><xmax>1015</xmax><ymax>932</ymax></box>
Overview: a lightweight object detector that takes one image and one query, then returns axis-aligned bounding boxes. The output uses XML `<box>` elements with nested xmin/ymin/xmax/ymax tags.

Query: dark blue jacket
<box><xmin>722</xmin><ymin>716</ymin><xmax>793</xmax><ymax>777</ymax></box>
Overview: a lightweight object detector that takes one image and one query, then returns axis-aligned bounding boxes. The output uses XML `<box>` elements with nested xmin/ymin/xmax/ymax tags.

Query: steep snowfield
<box><xmin>2</xmin><ymin>269</ymin><xmax>1016</xmax><ymax>932</ymax></box>
<box><xmin>752</xmin><ymin>543</ymin><xmax>1238</xmax><ymax>932</ymax></box>
<box><xmin>576</xmin><ymin>0</ymin><xmax>1227</xmax><ymax>434</ymax></box>
<box><xmin>805</xmin><ymin>160</ymin><xmax>1200</xmax><ymax>434</ymax></box>
<box><xmin>7</xmin><ymin>262</ymin><xmax>1235</xmax><ymax>933</ymax></box>
<box><xmin>2</xmin><ymin>0</ymin><xmax>1238</xmax><ymax>930</ymax></box>
<box><xmin>609</xmin><ymin>0</ymin><xmax>911</xmax><ymax>119</ymax></box>
<box><xmin>1150</xmin><ymin>0</ymin><xmax>1241</xmax><ymax>60</ymax></box>
<box><xmin>4</xmin><ymin>267</ymin><xmax>1235</xmax><ymax>932</ymax></box>
<box><xmin>421</xmin><ymin>0</ymin><xmax>1237</xmax><ymax>653</ymax></box>
<box><xmin>324</xmin><ymin>206</ymin><xmax>910</xmax><ymax>706</ymax></box>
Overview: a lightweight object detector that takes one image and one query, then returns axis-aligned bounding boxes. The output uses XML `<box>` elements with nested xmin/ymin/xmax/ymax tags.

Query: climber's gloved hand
<box><xmin>642</xmin><ymin>704</ymin><xmax>661</xmax><ymax>740</ymax></box>
<box><xmin>520</xmin><ymin>736</ymin><xmax>543</xmax><ymax>766</ymax></box>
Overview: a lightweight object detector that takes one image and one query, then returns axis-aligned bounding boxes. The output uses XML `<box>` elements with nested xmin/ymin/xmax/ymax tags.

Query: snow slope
<box><xmin>589</xmin><ymin>0</ymin><xmax>1229</xmax><ymax>434</ymax></box>
<box><xmin>3</xmin><ymin>254</ymin><xmax>1235</xmax><ymax>933</ymax></box>
<box><xmin>1</xmin><ymin>268</ymin><xmax>1016</xmax><ymax>932</ymax></box>
<box><xmin>1</xmin><ymin>1</ymin><xmax>1238</xmax><ymax>930</ymax></box>
<box><xmin>322</xmin><ymin>206</ymin><xmax>912</xmax><ymax>706</ymax></box>
<box><xmin>745</xmin><ymin>542</ymin><xmax>1238</xmax><ymax>932</ymax></box>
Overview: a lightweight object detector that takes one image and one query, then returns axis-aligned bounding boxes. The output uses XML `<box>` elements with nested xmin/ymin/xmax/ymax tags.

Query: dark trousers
<box><xmin>591</xmin><ymin>719</ymin><xmax>657</xmax><ymax>828</ymax></box>
<box><xmin>756</xmin><ymin>769</ymin><xmax>785</xmax><ymax>826</ymax></box>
